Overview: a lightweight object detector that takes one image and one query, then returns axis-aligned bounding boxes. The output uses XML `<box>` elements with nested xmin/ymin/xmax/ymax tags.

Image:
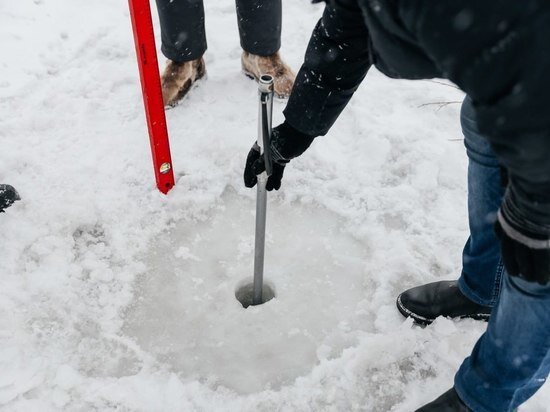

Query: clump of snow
<box><xmin>0</xmin><ymin>0</ymin><xmax>548</xmax><ymax>410</ymax></box>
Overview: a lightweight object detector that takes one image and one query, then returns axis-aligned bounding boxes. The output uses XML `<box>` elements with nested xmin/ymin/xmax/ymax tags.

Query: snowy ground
<box><xmin>1</xmin><ymin>0</ymin><xmax>548</xmax><ymax>411</ymax></box>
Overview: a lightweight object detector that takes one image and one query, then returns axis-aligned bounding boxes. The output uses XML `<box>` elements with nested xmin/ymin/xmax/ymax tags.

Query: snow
<box><xmin>0</xmin><ymin>0</ymin><xmax>548</xmax><ymax>411</ymax></box>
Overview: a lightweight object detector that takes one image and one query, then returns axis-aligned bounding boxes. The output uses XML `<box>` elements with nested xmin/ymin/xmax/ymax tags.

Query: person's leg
<box><xmin>155</xmin><ymin>0</ymin><xmax>207</xmax><ymax>62</ymax></box>
<box><xmin>458</xmin><ymin>96</ymin><xmax>505</xmax><ymax>306</ymax></box>
<box><xmin>454</xmin><ymin>273</ymin><xmax>550</xmax><ymax>411</ymax></box>
<box><xmin>396</xmin><ymin>96</ymin><xmax>504</xmax><ymax>323</ymax></box>
<box><xmin>154</xmin><ymin>0</ymin><xmax>207</xmax><ymax>106</ymax></box>
<box><xmin>235</xmin><ymin>0</ymin><xmax>281</xmax><ymax>56</ymax></box>
<box><xmin>236</xmin><ymin>0</ymin><xmax>295</xmax><ymax>98</ymax></box>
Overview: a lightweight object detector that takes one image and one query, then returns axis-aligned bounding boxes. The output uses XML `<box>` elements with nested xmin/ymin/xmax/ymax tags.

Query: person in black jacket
<box><xmin>244</xmin><ymin>1</ymin><xmax>550</xmax><ymax>411</ymax></box>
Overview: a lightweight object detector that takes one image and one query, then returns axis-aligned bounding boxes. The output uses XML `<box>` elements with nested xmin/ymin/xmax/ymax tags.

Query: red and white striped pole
<box><xmin>128</xmin><ymin>0</ymin><xmax>175</xmax><ymax>194</ymax></box>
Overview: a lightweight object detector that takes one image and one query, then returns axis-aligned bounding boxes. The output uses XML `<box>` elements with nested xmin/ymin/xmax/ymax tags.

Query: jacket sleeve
<box><xmin>283</xmin><ymin>0</ymin><xmax>372</xmax><ymax>137</ymax></box>
<box><xmin>400</xmin><ymin>0</ymin><xmax>550</xmax><ymax>238</ymax></box>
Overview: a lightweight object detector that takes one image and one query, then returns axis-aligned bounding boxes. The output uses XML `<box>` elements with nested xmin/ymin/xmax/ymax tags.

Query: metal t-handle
<box><xmin>253</xmin><ymin>75</ymin><xmax>274</xmax><ymax>305</ymax></box>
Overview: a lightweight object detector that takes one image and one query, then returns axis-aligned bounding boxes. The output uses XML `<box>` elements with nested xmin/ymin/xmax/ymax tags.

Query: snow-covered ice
<box><xmin>0</xmin><ymin>0</ymin><xmax>548</xmax><ymax>411</ymax></box>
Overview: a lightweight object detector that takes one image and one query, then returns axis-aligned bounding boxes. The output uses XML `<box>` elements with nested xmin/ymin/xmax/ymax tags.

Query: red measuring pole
<box><xmin>128</xmin><ymin>0</ymin><xmax>175</xmax><ymax>194</ymax></box>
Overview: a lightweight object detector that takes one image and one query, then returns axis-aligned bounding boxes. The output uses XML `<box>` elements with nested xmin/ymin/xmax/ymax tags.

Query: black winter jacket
<box><xmin>284</xmin><ymin>0</ymin><xmax>550</xmax><ymax>238</ymax></box>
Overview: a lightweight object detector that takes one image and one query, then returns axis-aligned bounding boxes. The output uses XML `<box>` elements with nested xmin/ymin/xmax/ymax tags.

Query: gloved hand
<box><xmin>495</xmin><ymin>210</ymin><xmax>550</xmax><ymax>285</ymax></box>
<box><xmin>244</xmin><ymin>121</ymin><xmax>315</xmax><ymax>191</ymax></box>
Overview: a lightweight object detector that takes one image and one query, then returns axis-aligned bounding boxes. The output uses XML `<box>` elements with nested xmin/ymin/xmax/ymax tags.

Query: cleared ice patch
<box><xmin>123</xmin><ymin>189</ymin><xmax>370</xmax><ymax>394</ymax></box>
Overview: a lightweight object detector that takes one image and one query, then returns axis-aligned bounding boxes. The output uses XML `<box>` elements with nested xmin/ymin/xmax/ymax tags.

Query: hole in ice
<box><xmin>123</xmin><ymin>188</ymin><xmax>369</xmax><ymax>394</ymax></box>
<box><xmin>235</xmin><ymin>281</ymin><xmax>276</xmax><ymax>308</ymax></box>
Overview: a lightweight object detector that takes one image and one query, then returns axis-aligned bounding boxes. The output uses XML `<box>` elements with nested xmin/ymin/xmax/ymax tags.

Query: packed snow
<box><xmin>1</xmin><ymin>0</ymin><xmax>548</xmax><ymax>410</ymax></box>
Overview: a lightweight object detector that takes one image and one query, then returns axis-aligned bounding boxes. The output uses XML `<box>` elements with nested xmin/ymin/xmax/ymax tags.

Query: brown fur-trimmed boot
<box><xmin>161</xmin><ymin>57</ymin><xmax>206</xmax><ymax>106</ymax></box>
<box><xmin>241</xmin><ymin>51</ymin><xmax>295</xmax><ymax>98</ymax></box>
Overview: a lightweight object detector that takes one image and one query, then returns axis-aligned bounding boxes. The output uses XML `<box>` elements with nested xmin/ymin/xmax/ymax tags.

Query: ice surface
<box><xmin>124</xmin><ymin>190</ymin><xmax>369</xmax><ymax>394</ymax></box>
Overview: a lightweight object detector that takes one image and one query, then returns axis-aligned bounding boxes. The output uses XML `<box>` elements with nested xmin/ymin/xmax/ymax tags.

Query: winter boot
<box><xmin>0</xmin><ymin>184</ymin><xmax>20</xmax><ymax>212</ymax></box>
<box><xmin>241</xmin><ymin>51</ymin><xmax>295</xmax><ymax>98</ymax></box>
<box><xmin>396</xmin><ymin>280</ymin><xmax>492</xmax><ymax>325</ymax></box>
<box><xmin>416</xmin><ymin>388</ymin><xmax>471</xmax><ymax>412</ymax></box>
<box><xmin>160</xmin><ymin>57</ymin><xmax>206</xmax><ymax>106</ymax></box>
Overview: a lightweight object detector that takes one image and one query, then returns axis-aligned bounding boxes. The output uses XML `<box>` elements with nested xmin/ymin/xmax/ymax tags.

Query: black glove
<box><xmin>495</xmin><ymin>210</ymin><xmax>550</xmax><ymax>285</ymax></box>
<box><xmin>244</xmin><ymin>121</ymin><xmax>315</xmax><ymax>191</ymax></box>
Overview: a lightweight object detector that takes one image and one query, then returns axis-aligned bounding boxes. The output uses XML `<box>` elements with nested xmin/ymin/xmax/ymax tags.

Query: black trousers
<box><xmin>155</xmin><ymin>0</ymin><xmax>282</xmax><ymax>62</ymax></box>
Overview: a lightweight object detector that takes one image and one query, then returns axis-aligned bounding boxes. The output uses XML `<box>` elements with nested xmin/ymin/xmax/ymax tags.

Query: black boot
<box><xmin>0</xmin><ymin>184</ymin><xmax>20</xmax><ymax>212</ymax></box>
<box><xmin>416</xmin><ymin>388</ymin><xmax>471</xmax><ymax>411</ymax></box>
<box><xmin>396</xmin><ymin>280</ymin><xmax>491</xmax><ymax>325</ymax></box>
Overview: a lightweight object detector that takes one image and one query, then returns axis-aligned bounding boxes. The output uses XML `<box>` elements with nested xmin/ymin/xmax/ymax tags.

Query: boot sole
<box><xmin>396</xmin><ymin>295</ymin><xmax>491</xmax><ymax>326</ymax></box>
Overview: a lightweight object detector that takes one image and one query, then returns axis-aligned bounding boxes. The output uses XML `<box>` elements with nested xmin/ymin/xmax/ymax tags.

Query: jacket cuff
<box><xmin>273</xmin><ymin>121</ymin><xmax>316</xmax><ymax>160</ymax></box>
<box><xmin>498</xmin><ymin>210</ymin><xmax>550</xmax><ymax>249</ymax></box>
<box><xmin>500</xmin><ymin>178</ymin><xmax>550</xmax><ymax>235</ymax></box>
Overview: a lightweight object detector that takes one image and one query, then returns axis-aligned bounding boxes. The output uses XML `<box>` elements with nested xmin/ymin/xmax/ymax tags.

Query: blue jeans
<box><xmin>458</xmin><ymin>96</ymin><xmax>505</xmax><ymax>306</ymax></box>
<box><xmin>454</xmin><ymin>97</ymin><xmax>550</xmax><ymax>411</ymax></box>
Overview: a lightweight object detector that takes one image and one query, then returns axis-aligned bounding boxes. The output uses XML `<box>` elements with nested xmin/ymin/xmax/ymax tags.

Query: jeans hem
<box><xmin>458</xmin><ymin>273</ymin><xmax>495</xmax><ymax>307</ymax></box>
<box><xmin>454</xmin><ymin>379</ymin><xmax>495</xmax><ymax>412</ymax></box>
